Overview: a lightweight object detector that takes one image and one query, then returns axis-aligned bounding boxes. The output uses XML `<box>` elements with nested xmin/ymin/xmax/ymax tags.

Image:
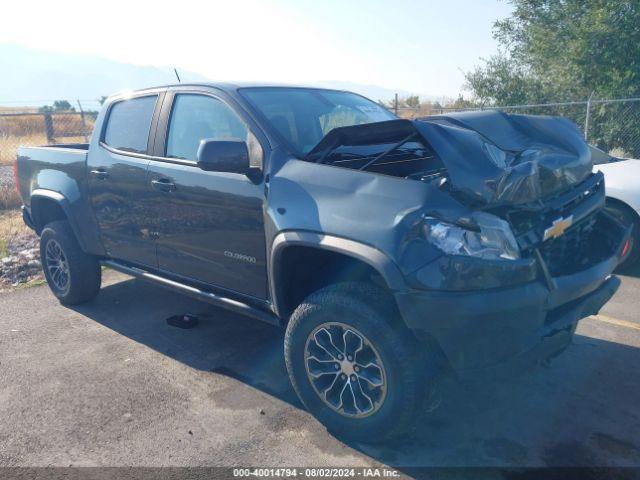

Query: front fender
<box><xmin>269</xmin><ymin>231</ymin><xmax>406</xmax><ymax>318</ymax></box>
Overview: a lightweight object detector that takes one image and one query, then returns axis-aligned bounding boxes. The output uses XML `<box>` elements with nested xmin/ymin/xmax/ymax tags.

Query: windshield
<box><xmin>239</xmin><ymin>87</ymin><xmax>396</xmax><ymax>155</ymax></box>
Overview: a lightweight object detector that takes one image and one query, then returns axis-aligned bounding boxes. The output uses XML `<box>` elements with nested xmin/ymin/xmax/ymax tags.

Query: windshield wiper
<box><xmin>309</xmin><ymin>135</ymin><xmax>342</xmax><ymax>164</ymax></box>
<box><xmin>358</xmin><ymin>133</ymin><xmax>418</xmax><ymax>171</ymax></box>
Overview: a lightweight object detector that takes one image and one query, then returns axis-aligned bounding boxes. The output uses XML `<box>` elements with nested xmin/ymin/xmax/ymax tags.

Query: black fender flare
<box><xmin>269</xmin><ymin>231</ymin><xmax>405</xmax><ymax>318</ymax></box>
<box><xmin>30</xmin><ymin>189</ymin><xmax>87</xmax><ymax>251</ymax></box>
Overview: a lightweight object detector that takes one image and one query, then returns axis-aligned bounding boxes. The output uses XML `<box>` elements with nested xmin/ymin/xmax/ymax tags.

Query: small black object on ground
<box><xmin>166</xmin><ymin>314</ymin><xmax>199</xmax><ymax>329</ymax></box>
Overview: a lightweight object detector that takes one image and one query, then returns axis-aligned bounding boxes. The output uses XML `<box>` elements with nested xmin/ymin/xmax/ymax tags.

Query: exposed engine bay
<box><xmin>306</xmin><ymin>111</ymin><xmax>593</xmax><ymax>207</ymax></box>
<box><xmin>306</xmin><ymin>119</ymin><xmax>448</xmax><ymax>188</ymax></box>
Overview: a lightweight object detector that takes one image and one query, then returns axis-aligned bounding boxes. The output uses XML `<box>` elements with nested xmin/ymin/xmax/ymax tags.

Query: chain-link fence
<box><xmin>2</xmin><ymin>96</ymin><xmax>640</xmax><ymax>168</ymax></box>
<box><xmin>0</xmin><ymin>103</ymin><xmax>100</xmax><ymax>166</ymax></box>
<box><xmin>0</xmin><ymin>104</ymin><xmax>100</xmax><ymax>208</ymax></box>
<box><xmin>395</xmin><ymin>97</ymin><xmax>640</xmax><ymax>159</ymax></box>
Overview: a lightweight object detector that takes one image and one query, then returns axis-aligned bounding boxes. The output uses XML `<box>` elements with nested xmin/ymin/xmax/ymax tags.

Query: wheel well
<box><xmin>274</xmin><ymin>246</ymin><xmax>393</xmax><ymax>318</ymax></box>
<box><xmin>606</xmin><ymin>197</ymin><xmax>640</xmax><ymax>225</ymax></box>
<box><xmin>31</xmin><ymin>197</ymin><xmax>67</xmax><ymax>234</ymax></box>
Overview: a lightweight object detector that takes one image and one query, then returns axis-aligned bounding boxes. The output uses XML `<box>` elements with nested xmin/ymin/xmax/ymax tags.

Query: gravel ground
<box><xmin>0</xmin><ymin>231</ymin><xmax>41</xmax><ymax>289</ymax></box>
<box><xmin>0</xmin><ymin>165</ymin><xmax>41</xmax><ymax>289</ymax></box>
<box><xmin>0</xmin><ymin>165</ymin><xmax>13</xmax><ymax>187</ymax></box>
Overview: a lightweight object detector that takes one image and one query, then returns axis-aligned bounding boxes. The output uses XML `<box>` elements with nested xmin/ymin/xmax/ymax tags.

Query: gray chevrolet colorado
<box><xmin>15</xmin><ymin>84</ymin><xmax>630</xmax><ymax>442</ymax></box>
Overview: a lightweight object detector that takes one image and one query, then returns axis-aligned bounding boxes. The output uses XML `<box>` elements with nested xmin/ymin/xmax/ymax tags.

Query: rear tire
<box><xmin>284</xmin><ymin>282</ymin><xmax>440</xmax><ymax>443</ymax></box>
<box><xmin>40</xmin><ymin>220</ymin><xmax>101</xmax><ymax>305</ymax></box>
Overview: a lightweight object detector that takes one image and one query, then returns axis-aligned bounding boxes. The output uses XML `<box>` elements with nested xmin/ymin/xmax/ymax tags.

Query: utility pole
<box><xmin>394</xmin><ymin>93</ymin><xmax>398</xmax><ymax>116</ymax></box>
<box><xmin>584</xmin><ymin>91</ymin><xmax>595</xmax><ymax>141</ymax></box>
<box><xmin>77</xmin><ymin>99</ymin><xmax>88</xmax><ymax>143</ymax></box>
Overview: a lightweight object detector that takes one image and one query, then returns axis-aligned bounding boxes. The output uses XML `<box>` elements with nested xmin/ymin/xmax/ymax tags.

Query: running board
<box><xmin>102</xmin><ymin>260</ymin><xmax>280</xmax><ymax>326</ymax></box>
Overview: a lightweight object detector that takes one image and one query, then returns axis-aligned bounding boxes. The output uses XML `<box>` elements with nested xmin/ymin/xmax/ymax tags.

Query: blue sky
<box><xmin>0</xmin><ymin>0</ymin><xmax>513</xmax><ymax>98</ymax></box>
<box><xmin>279</xmin><ymin>0</ymin><xmax>514</xmax><ymax>96</ymax></box>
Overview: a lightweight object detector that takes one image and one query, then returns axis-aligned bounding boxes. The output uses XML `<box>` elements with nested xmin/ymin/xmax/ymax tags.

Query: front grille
<box><xmin>537</xmin><ymin>210</ymin><xmax>622</xmax><ymax>277</ymax></box>
<box><xmin>507</xmin><ymin>173</ymin><xmax>604</xmax><ymax>253</ymax></box>
<box><xmin>502</xmin><ymin>172</ymin><xmax>618</xmax><ymax>277</ymax></box>
<box><xmin>538</xmin><ymin>214</ymin><xmax>598</xmax><ymax>276</ymax></box>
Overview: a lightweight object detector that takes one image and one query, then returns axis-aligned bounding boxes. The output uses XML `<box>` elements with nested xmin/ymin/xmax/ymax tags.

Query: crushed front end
<box><xmin>306</xmin><ymin>110</ymin><xmax>629</xmax><ymax>374</ymax></box>
<box><xmin>397</xmin><ymin>169</ymin><xmax>630</xmax><ymax>374</ymax></box>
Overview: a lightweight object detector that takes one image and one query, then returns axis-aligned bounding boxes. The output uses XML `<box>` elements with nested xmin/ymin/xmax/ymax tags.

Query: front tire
<box><xmin>40</xmin><ymin>220</ymin><xmax>101</xmax><ymax>305</ymax></box>
<box><xmin>284</xmin><ymin>282</ymin><xmax>438</xmax><ymax>443</ymax></box>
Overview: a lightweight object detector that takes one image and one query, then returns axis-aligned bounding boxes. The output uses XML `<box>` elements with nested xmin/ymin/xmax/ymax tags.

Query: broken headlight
<box><xmin>423</xmin><ymin>212</ymin><xmax>520</xmax><ymax>260</ymax></box>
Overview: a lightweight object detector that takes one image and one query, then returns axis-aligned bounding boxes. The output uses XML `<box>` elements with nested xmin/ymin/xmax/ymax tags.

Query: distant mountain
<box><xmin>312</xmin><ymin>80</ymin><xmax>437</xmax><ymax>103</ymax></box>
<box><xmin>0</xmin><ymin>44</ymin><xmax>438</xmax><ymax>107</ymax></box>
<box><xmin>0</xmin><ymin>44</ymin><xmax>208</xmax><ymax>107</ymax></box>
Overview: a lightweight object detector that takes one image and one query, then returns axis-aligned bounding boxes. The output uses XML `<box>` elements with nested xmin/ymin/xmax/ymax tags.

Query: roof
<box><xmin>115</xmin><ymin>82</ymin><xmax>351</xmax><ymax>97</ymax></box>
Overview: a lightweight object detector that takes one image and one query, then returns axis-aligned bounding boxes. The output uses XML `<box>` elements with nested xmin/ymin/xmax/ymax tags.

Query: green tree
<box><xmin>465</xmin><ymin>56</ymin><xmax>546</xmax><ymax>105</ymax></box>
<box><xmin>39</xmin><ymin>100</ymin><xmax>74</xmax><ymax>113</ymax></box>
<box><xmin>465</xmin><ymin>0</ymin><xmax>640</xmax><ymax>155</ymax></box>
<box><xmin>53</xmin><ymin>100</ymin><xmax>74</xmax><ymax>111</ymax></box>
<box><xmin>467</xmin><ymin>0</ymin><xmax>640</xmax><ymax>103</ymax></box>
<box><xmin>447</xmin><ymin>95</ymin><xmax>480</xmax><ymax>111</ymax></box>
<box><xmin>405</xmin><ymin>95</ymin><xmax>420</xmax><ymax>108</ymax></box>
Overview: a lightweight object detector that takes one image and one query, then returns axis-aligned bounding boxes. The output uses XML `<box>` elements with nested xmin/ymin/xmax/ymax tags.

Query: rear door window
<box><xmin>103</xmin><ymin>95</ymin><xmax>157</xmax><ymax>154</ymax></box>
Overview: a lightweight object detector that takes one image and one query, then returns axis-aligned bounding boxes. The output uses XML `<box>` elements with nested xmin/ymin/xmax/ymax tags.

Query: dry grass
<box><xmin>0</xmin><ymin>183</ymin><xmax>22</xmax><ymax>210</ymax></box>
<box><xmin>0</xmin><ymin>209</ymin><xmax>30</xmax><ymax>258</ymax></box>
<box><xmin>1</xmin><ymin>115</ymin><xmax>45</xmax><ymax>136</ymax></box>
<box><xmin>0</xmin><ymin>112</ymin><xmax>95</xmax><ymax>165</ymax></box>
<box><xmin>0</xmin><ymin>106</ymin><xmax>40</xmax><ymax>114</ymax></box>
<box><xmin>0</xmin><ymin>112</ymin><xmax>95</xmax><ymax>136</ymax></box>
<box><xmin>0</xmin><ymin>133</ymin><xmax>47</xmax><ymax>165</ymax></box>
<box><xmin>0</xmin><ymin>133</ymin><xmax>91</xmax><ymax>166</ymax></box>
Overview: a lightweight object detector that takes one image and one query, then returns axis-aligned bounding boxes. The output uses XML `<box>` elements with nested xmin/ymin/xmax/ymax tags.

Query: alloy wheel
<box><xmin>45</xmin><ymin>239</ymin><xmax>70</xmax><ymax>293</ymax></box>
<box><xmin>304</xmin><ymin>322</ymin><xmax>387</xmax><ymax>418</ymax></box>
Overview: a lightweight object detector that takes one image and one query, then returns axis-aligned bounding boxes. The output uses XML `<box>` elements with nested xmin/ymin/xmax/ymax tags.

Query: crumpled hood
<box><xmin>416</xmin><ymin>110</ymin><xmax>593</xmax><ymax>206</ymax></box>
<box><xmin>308</xmin><ymin>110</ymin><xmax>594</xmax><ymax>207</ymax></box>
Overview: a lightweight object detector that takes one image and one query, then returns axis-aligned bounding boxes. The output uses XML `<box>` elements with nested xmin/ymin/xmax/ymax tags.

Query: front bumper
<box><xmin>395</xmin><ymin>220</ymin><xmax>630</xmax><ymax>373</ymax></box>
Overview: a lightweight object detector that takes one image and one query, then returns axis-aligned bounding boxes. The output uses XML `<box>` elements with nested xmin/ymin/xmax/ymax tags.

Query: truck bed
<box><xmin>15</xmin><ymin>141</ymin><xmax>108</xmax><ymax>258</ymax></box>
<box><xmin>16</xmin><ymin>144</ymin><xmax>90</xmax><ymax>210</ymax></box>
<box><xmin>19</xmin><ymin>143</ymin><xmax>90</xmax><ymax>154</ymax></box>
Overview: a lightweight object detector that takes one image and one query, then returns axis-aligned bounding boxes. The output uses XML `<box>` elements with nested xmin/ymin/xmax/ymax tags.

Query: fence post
<box><xmin>77</xmin><ymin>99</ymin><xmax>88</xmax><ymax>142</ymax></box>
<box><xmin>43</xmin><ymin>113</ymin><xmax>55</xmax><ymax>144</ymax></box>
<box><xmin>584</xmin><ymin>91</ymin><xmax>595</xmax><ymax>141</ymax></box>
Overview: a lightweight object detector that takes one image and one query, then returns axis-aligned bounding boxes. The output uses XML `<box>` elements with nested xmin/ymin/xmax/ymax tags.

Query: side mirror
<box><xmin>196</xmin><ymin>139</ymin><xmax>250</xmax><ymax>174</ymax></box>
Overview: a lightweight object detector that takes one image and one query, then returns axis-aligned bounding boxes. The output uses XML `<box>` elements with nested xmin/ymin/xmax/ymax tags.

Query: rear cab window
<box><xmin>103</xmin><ymin>95</ymin><xmax>157</xmax><ymax>154</ymax></box>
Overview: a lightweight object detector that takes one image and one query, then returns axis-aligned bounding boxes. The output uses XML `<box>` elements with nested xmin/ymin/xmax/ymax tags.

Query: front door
<box><xmin>146</xmin><ymin>92</ymin><xmax>268</xmax><ymax>299</ymax></box>
<box><xmin>87</xmin><ymin>94</ymin><xmax>160</xmax><ymax>268</ymax></box>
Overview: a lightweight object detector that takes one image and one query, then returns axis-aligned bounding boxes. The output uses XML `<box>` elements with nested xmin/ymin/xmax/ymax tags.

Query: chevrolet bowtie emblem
<box><xmin>543</xmin><ymin>215</ymin><xmax>574</xmax><ymax>241</ymax></box>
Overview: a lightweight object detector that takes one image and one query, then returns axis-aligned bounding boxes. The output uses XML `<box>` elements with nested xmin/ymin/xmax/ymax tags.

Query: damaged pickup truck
<box><xmin>15</xmin><ymin>85</ymin><xmax>630</xmax><ymax>442</ymax></box>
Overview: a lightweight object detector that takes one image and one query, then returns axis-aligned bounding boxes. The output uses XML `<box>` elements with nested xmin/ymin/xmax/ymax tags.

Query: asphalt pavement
<box><xmin>0</xmin><ymin>267</ymin><xmax>639</xmax><ymax>472</ymax></box>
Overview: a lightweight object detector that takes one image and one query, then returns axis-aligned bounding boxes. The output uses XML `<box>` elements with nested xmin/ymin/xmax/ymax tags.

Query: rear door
<box><xmin>145</xmin><ymin>89</ymin><xmax>268</xmax><ymax>299</ymax></box>
<box><xmin>87</xmin><ymin>93</ymin><xmax>162</xmax><ymax>267</ymax></box>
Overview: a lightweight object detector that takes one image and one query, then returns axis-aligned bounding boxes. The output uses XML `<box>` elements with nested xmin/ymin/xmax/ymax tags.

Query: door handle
<box><xmin>90</xmin><ymin>169</ymin><xmax>109</xmax><ymax>180</ymax></box>
<box><xmin>151</xmin><ymin>178</ymin><xmax>176</xmax><ymax>192</ymax></box>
